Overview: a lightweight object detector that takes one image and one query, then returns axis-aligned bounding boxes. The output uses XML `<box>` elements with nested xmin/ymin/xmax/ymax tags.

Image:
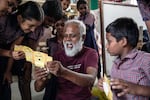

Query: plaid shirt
<box><xmin>111</xmin><ymin>49</ymin><xmax>150</xmax><ymax>100</ymax></box>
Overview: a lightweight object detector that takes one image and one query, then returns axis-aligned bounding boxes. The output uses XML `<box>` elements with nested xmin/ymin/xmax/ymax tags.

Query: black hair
<box><xmin>143</xmin><ymin>0</ymin><xmax>150</xmax><ymax>6</ymax></box>
<box><xmin>42</xmin><ymin>0</ymin><xmax>63</xmax><ymax>21</ymax></box>
<box><xmin>60</xmin><ymin>13</ymin><xmax>68</xmax><ymax>21</ymax></box>
<box><xmin>17</xmin><ymin>0</ymin><xmax>22</xmax><ymax>4</ymax></box>
<box><xmin>77</xmin><ymin>0</ymin><xmax>87</xmax><ymax>9</ymax></box>
<box><xmin>106</xmin><ymin>17</ymin><xmax>139</xmax><ymax>48</ymax></box>
<box><xmin>17</xmin><ymin>1</ymin><xmax>44</xmax><ymax>22</ymax></box>
<box><xmin>141</xmin><ymin>42</ymin><xmax>150</xmax><ymax>53</ymax></box>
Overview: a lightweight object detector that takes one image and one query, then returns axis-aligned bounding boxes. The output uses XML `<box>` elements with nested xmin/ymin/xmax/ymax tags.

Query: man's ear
<box><xmin>17</xmin><ymin>15</ymin><xmax>24</xmax><ymax>23</ymax></box>
<box><xmin>82</xmin><ymin>35</ymin><xmax>86</xmax><ymax>41</ymax></box>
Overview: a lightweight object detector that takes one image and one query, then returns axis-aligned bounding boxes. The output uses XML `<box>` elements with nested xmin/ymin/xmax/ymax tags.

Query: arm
<box><xmin>4</xmin><ymin>36</ymin><xmax>24</xmax><ymax>83</ymax></box>
<box><xmin>7</xmin><ymin>36</ymin><xmax>24</xmax><ymax>72</ymax></box>
<box><xmin>110</xmin><ymin>78</ymin><xmax>150</xmax><ymax>97</ymax></box>
<box><xmin>0</xmin><ymin>49</ymin><xmax>12</xmax><ymax>57</ymax></box>
<box><xmin>61</xmin><ymin>65</ymin><xmax>97</xmax><ymax>87</ymax></box>
<box><xmin>34</xmin><ymin>67</ymin><xmax>49</xmax><ymax>92</ymax></box>
<box><xmin>0</xmin><ymin>36</ymin><xmax>25</xmax><ymax>59</ymax></box>
<box><xmin>47</xmin><ymin>49</ymin><xmax>98</xmax><ymax>87</ymax></box>
<box><xmin>46</xmin><ymin>61</ymin><xmax>98</xmax><ymax>87</ymax></box>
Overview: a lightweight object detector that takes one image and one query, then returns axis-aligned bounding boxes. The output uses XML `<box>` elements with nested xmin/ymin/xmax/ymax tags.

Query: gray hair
<box><xmin>64</xmin><ymin>19</ymin><xmax>86</xmax><ymax>36</ymax></box>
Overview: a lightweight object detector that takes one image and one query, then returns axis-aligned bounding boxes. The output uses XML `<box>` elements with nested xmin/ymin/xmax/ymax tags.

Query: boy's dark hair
<box><xmin>106</xmin><ymin>17</ymin><xmax>139</xmax><ymax>48</ymax></box>
<box><xmin>17</xmin><ymin>1</ymin><xmax>44</xmax><ymax>21</ymax></box>
<box><xmin>77</xmin><ymin>0</ymin><xmax>87</xmax><ymax>9</ymax></box>
<box><xmin>42</xmin><ymin>0</ymin><xmax>63</xmax><ymax>21</ymax></box>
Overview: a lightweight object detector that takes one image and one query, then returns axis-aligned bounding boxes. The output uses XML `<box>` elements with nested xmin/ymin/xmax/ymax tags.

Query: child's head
<box><xmin>60</xmin><ymin>0</ymin><xmax>70</xmax><ymax>11</ymax></box>
<box><xmin>17</xmin><ymin>1</ymin><xmax>44</xmax><ymax>33</ymax></box>
<box><xmin>106</xmin><ymin>17</ymin><xmax>139</xmax><ymax>56</ymax></box>
<box><xmin>55</xmin><ymin>14</ymin><xmax>68</xmax><ymax>37</ymax></box>
<box><xmin>42</xmin><ymin>0</ymin><xmax>63</xmax><ymax>27</ymax></box>
<box><xmin>77</xmin><ymin>0</ymin><xmax>88</xmax><ymax>16</ymax></box>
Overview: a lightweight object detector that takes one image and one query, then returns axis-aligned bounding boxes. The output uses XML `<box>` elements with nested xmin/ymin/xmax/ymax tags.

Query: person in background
<box><xmin>2</xmin><ymin>1</ymin><xmax>44</xmax><ymax>100</ymax></box>
<box><xmin>40</xmin><ymin>0</ymin><xmax>63</xmax><ymax>41</ymax></box>
<box><xmin>47</xmin><ymin>14</ymin><xmax>67</xmax><ymax>56</ymax></box>
<box><xmin>77</xmin><ymin>0</ymin><xmax>101</xmax><ymax>78</ymax></box>
<box><xmin>34</xmin><ymin>1</ymin><xmax>64</xmax><ymax>100</ymax></box>
<box><xmin>137</xmin><ymin>0</ymin><xmax>150</xmax><ymax>36</ymax></box>
<box><xmin>10</xmin><ymin>1</ymin><xmax>63</xmax><ymax>100</ymax></box>
<box><xmin>98</xmin><ymin>17</ymin><xmax>150</xmax><ymax>100</ymax></box>
<box><xmin>0</xmin><ymin>0</ymin><xmax>24</xmax><ymax>59</ymax></box>
<box><xmin>41</xmin><ymin>14</ymin><xmax>67</xmax><ymax>100</ymax></box>
<box><xmin>0</xmin><ymin>0</ymin><xmax>20</xmax><ymax>16</ymax></box>
<box><xmin>137</xmin><ymin>0</ymin><xmax>150</xmax><ymax>54</ymax></box>
<box><xmin>34</xmin><ymin>19</ymin><xmax>98</xmax><ymax>100</ymax></box>
<box><xmin>60</xmin><ymin>0</ymin><xmax>70</xmax><ymax>11</ymax></box>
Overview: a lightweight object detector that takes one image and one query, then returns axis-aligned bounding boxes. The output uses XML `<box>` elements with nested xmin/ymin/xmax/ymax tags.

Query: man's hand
<box><xmin>46</xmin><ymin>61</ymin><xmax>65</xmax><ymax>77</ymax></box>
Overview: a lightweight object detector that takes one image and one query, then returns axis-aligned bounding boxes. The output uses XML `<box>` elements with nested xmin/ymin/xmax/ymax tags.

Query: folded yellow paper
<box><xmin>14</xmin><ymin>45</ymin><xmax>52</xmax><ymax>68</ymax></box>
<box><xmin>103</xmin><ymin>74</ymin><xmax>113</xmax><ymax>100</ymax></box>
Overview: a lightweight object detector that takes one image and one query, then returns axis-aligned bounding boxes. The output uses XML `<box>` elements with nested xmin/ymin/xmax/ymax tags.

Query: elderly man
<box><xmin>34</xmin><ymin>19</ymin><xmax>98</xmax><ymax>100</ymax></box>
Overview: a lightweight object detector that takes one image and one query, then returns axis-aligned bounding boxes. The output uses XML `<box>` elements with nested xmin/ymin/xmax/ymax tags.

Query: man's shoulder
<box><xmin>83</xmin><ymin>46</ymin><xmax>97</xmax><ymax>53</ymax></box>
<box><xmin>53</xmin><ymin>49</ymin><xmax>64</xmax><ymax>56</ymax></box>
<box><xmin>80</xmin><ymin>46</ymin><xmax>98</xmax><ymax>57</ymax></box>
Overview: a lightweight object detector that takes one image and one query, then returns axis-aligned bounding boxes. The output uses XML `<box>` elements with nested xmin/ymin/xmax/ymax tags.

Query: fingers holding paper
<box><xmin>34</xmin><ymin>67</ymin><xmax>49</xmax><ymax>81</ymax></box>
<box><xmin>46</xmin><ymin>61</ymin><xmax>64</xmax><ymax>77</ymax></box>
<box><xmin>110</xmin><ymin>78</ymin><xmax>130</xmax><ymax>97</ymax></box>
<box><xmin>97</xmin><ymin>77</ymin><xmax>104</xmax><ymax>91</ymax></box>
<box><xmin>12</xmin><ymin>51</ymin><xmax>25</xmax><ymax>60</ymax></box>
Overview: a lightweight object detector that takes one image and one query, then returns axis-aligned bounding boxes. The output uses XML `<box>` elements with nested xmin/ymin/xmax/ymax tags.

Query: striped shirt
<box><xmin>111</xmin><ymin>49</ymin><xmax>150</xmax><ymax>100</ymax></box>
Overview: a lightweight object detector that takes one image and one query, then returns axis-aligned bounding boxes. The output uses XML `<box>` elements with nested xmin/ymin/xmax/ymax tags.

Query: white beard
<box><xmin>63</xmin><ymin>38</ymin><xmax>84</xmax><ymax>57</ymax></box>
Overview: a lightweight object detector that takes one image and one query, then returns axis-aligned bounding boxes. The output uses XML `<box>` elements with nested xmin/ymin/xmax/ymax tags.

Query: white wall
<box><xmin>103</xmin><ymin>3</ymin><xmax>146</xmax><ymax>75</ymax></box>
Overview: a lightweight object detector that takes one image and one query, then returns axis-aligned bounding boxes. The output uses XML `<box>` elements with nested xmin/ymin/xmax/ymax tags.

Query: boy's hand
<box><xmin>110</xmin><ymin>78</ymin><xmax>136</xmax><ymax>97</ymax></box>
<box><xmin>34</xmin><ymin>67</ymin><xmax>49</xmax><ymax>81</ymax></box>
<box><xmin>97</xmin><ymin>78</ymin><xmax>104</xmax><ymax>91</ymax></box>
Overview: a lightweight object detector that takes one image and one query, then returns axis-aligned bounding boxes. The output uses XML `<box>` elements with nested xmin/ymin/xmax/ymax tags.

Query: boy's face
<box><xmin>106</xmin><ymin>32</ymin><xmax>123</xmax><ymax>56</ymax></box>
<box><xmin>55</xmin><ymin>19</ymin><xmax>65</xmax><ymax>35</ymax></box>
<box><xmin>77</xmin><ymin>4</ymin><xmax>88</xmax><ymax>16</ymax></box>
